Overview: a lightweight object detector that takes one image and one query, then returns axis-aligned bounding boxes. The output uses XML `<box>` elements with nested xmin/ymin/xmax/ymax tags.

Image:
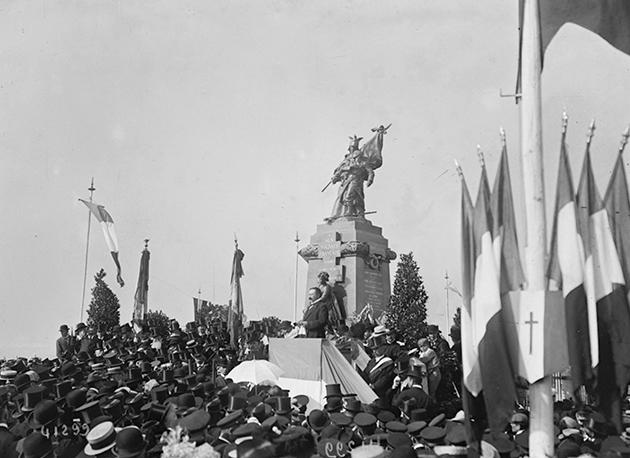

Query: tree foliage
<box><xmin>385</xmin><ymin>252</ymin><xmax>429</xmax><ymax>347</ymax></box>
<box><xmin>195</xmin><ymin>302</ymin><xmax>230</xmax><ymax>325</ymax></box>
<box><xmin>86</xmin><ymin>269</ymin><xmax>121</xmax><ymax>332</ymax></box>
<box><xmin>452</xmin><ymin>307</ymin><xmax>461</xmax><ymax>330</ymax></box>
<box><xmin>145</xmin><ymin>310</ymin><xmax>171</xmax><ymax>340</ymax></box>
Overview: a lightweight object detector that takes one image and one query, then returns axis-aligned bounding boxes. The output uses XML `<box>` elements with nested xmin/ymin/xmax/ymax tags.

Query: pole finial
<box><xmin>620</xmin><ymin>126</ymin><xmax>630</xmax><ymax>154</ymax></box>
<box><xmin>454</xmin><ymin>159</ymin><xmax>463</xmax><ymax>179</ymax></box>
<box><xmin>144</xmin><ymin>239</ymin><xmax>150</xmax><ymax>249</ymax></box>
<box><xmin>88</xmin><ymin>177</ymin><xmax>96</xmax><ymax>193</ymax></box>
<box><xmin>476</xmin><ymin>145</ymin><xmax>485</xmax><ymax>167</ymax></box>
<box><xmin>499</xmin><ymin>127</ymin><xmax>506</xmax><ymax>146</ymax></box>
<box><xmin>586</xmin><ymin>118</ymin><xmax>596</xmax><ymax>147</ymax></box>
<box><xmin>561</xmin><ymin>111</ymin><xmax>569</xmax><ymax>135</ymax></box>
<box><xmin>234</xmin><ymin>233</ymin><xmax>238</xmax><ymax>249</ymax></box>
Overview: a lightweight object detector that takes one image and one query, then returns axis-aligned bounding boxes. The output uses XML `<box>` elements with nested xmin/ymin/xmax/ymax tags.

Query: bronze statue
<box><xmin>324</xmin><ymin>124</ymin><xmax>390</xmax><ymax>221</ymax></box>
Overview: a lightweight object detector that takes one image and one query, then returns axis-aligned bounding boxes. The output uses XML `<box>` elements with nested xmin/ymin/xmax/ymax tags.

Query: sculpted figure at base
<box><xmin>324</xmin><ymin>124</ymin><xmax>391</xmax><ymax>221</ymax></box>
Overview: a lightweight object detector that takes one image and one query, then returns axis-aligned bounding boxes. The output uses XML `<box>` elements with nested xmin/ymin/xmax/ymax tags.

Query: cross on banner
<box><xmin>525</xmin><ymin>311</ymin><xmax>539</xmax><ymax>355</ymax></box>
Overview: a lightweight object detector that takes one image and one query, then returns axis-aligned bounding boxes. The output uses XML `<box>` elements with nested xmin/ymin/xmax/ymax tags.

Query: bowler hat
<box><xmin>113</xmin><ymin>426</ymin><xmax>147</xmax><ymax>458</ymax></box>
<box><xmin>23</xmin><ymin>432</ymin><xmax>55</xmax><ymax>458</ymax></box>
<box><xmin>28</xmin><ymin>400</ymin><xmax>64</xmax><ymax>429</ymax></box>
<box><xmin>307</xmin><ymin>409</ymin><xmax>329</xmax><ymax>432</ymax></box>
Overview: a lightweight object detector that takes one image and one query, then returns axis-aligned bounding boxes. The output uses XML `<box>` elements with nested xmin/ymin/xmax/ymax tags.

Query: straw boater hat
<box><xmin>84</xmin><ymin>421</ymin><xmax>117</xmax><ymax>456</ymax></box>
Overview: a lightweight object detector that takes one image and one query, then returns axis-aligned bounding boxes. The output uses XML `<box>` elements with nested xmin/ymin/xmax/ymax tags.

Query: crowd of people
<box><xmin>0</xmin><ymin>306</ymin><xmax>626</xmax><ymax>458</ymax></box>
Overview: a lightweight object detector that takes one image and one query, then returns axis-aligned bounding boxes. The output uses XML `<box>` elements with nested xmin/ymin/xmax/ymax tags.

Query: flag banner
<box><xmin>459</xmin><ymin>169</ymin><xmax>487</xmax><ymax>446</ymax></box>
<box><xmin>80</xmin><ymin>199</ymin><xmax>125</xmax><ymax>287</ymax></box>
<box><xmin>193</xmin><ymin>298</ymin><xmax>209</xmax><ymax>321</ymax></box>
<box><xmin>539</xmin><ymin>0</ymin><xmax>630</xmax><ymax>56</ymax></box>
<box><xmin>472</xmin><ymin>167</ymin><xmax>516</xmax><ymax>435</ymax></box>
<box><xmin>228</xmin><ymin>247</ymin><xmax>245</xmax><ymax>349</ymax></box>
<box><xmin>503</xmin><ymin>290</ymin><xmax>568</xmax><ymax>382</ymax></box>
<box><xmin>604</xmin><ymin>152</ymin><xmax>630</xmax><ymax>301</ymax></box>
<box><xmin>133</xmin><ymin>248</ymin><xmax>150</xmax><ymax>324</ymax></box>
<box><xmin>547</xmin><ymin>140</ymin><xmax>593</xmax><ymax>395</ymax></box>
<box><xmin>490</xmin><ymin>144</ymin><xmax>525</xmax><ymax>294</ymax></box>
<box><xmin>359</xmin><ymin>124</ymin><xmax>390</xmax><ymax>170</ymax></box>
<box><xmin>577</xmin><ymin>149</ymin><xmax>630</xmax><ymax>431</ymax></box>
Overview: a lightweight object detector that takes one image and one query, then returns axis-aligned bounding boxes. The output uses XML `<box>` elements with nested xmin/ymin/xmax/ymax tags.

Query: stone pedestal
<box><xmin>298</xmin><ymin>217</ymin><xmax>396</xmax><ymax>321</ymax></box>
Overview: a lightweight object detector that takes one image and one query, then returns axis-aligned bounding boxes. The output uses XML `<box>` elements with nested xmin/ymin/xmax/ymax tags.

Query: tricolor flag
<box><xmin>547</xmin><ymin>139</ymin><xmax>590</xmax><ymax>394</ymax></box>
<box><xmin>133</xmin><ymin>246</ymin><xmax>150</xmax><ymax>324</ymax></box>
<box><xmin>576</xmin><ymin>148</ymin><xmax>630</xmax><ymax>431</ymax></box>
<box><xmin>458</xmin><ymin>166</ymin><xmax>487</xmax><ymax>445</ymax></box>
<box><xmin>604</xmin><ymin>150</ymin><xmax>630</xmax><ymax>301</ymax></box>
<box><xmin>80</xmin><ymin>199</ymin><xmax>125</xmax><ymax>287</ymax></box>
<box><xmin>472</xmin><ymin>167</ymin><xmax>516</xmax><ymax>435</ymax></box>
<box><xmin>228</xmin><ymin>244</ymin><xmax>245</xmax><ymax>349</ymax></box>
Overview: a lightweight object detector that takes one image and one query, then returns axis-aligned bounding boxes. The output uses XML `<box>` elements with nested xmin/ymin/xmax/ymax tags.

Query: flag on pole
<box><xmin>472</xmin><ymin>166</ymin><xmax>516</xmax><ymax>435</ymax></box>
<box><xmin>359</xmin><ymin>124</ymin><xmax>391</xmax><ymax>170</ymax></box>
<box><xmin>80</xmin><ymin>199</ymin><xmax>125</xmax><ymax>287</ymax></box>
<box><xmin>228</xmin><ymin>244</ymin><xmax>245</xmax><ymax>349</ymax></box>
<box><xmin>548</xmin><ymin>139</ymin><xmax>593</xmax><ymax>396</ymax></box>
<box><xmin>133</xmin><ymin>245</ymin><xmax>150</xmax><ymax>324</ymax></box>
<box><xmin>490</xmin><ymin>143</ymin><xmax>525</xmax><ymax>293</ymax></box>
<box><xmin>458</xmin><ymin>166</ymin><xmax>487</xmax><ymax>446</ymax></box>
<box><xmin>576</xmin><ymin>147</ymin><xmax>630</xmax><ymax>431</ymax></box>
<box><xmin>193</xmin><ymin>298</ymin><xmax>209</xmax><ymax>321</ymax></box>
<box><xmin>604</xmin><ymin>150</ymin><xmax>630</xmax><ymax>301</ymax></box>
<box><xmin>538</xmin><ymin>0</ymin><xmax>630</xmax><ymax>56</ymax></box>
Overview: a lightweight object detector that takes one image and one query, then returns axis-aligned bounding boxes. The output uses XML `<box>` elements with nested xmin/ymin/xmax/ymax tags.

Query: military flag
<box><xmin>79</xmin><ymin>199</ymin><xmax>125</xmax><ymax>287</ymax></box>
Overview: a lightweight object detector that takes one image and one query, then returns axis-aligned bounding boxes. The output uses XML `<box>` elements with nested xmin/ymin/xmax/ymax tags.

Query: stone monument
<box><xmin>299</xmin><ymin>125</ymin><xmax>396</xmax><ymax>321</ymax></box>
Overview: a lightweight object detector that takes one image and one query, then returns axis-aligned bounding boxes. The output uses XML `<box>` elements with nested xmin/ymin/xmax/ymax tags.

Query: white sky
<box><xmin>1</xmin><ymin>1</ymin><xmax>629</xmax><ymax>358</ymax></box>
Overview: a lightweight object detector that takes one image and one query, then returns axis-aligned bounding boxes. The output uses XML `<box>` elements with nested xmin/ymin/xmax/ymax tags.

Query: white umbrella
<box><xmin>225</xmin><ymin>360</ymin><xmax>285</xmax><ymax>385</ymax></box>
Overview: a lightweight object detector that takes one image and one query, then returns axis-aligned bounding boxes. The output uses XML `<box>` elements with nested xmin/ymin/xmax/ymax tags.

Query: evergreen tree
<box><xmin>86</xmin><ymin>269</ymin><xmax>121</xmax><ymax>332</ymax></box>
<box><xmin>452</xmin><ymin>307</ymin><xmax>461</xmax><ymax>329</ymax></box>
<box><xmin>385</xmin><ymin>252</ymin><xmax>429</xmax><ymax>347</ymax></box>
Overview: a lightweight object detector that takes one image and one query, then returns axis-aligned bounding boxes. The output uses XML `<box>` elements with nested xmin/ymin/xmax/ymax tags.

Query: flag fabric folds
<box><xmin>133</xmin><ymin>247</ymin><xmax>150</xmax><ymax>324</ymax></box>
<box><xmin>576</xmin><ymin>148</ymin><xmax>630</xmax><ymax>432</ymax></box>
<box><xmin>359</xmin><ymin>125</ymin><xmax>389</xmax><ymax>170</ymax></box>
<box><xmin>228</xmin><ymin>246</ymin><xmax>245</xmax><ymax>349</ymax></box>
<box><xmin>539</xmin><ymin>0</ymin><xmax>630</xmax><ymax>56</ymax></box>
<box><xmin>604</xmin><ymin>151</ymin><xmax>630</xmax><ymax>301</ymax></box>
<box><xmin>547</xmin><ymin>140</ymin><xmax>593</xmax><ymax>395</ymax></box>
<box><xmin>459</xmin><ymin>169</ymin><xmax>487</xmax><ymax>446</ymax></box>
<box><xmin>471</xmin><ymin>167</ymin><xmax>516</xmax><ymax>435</ymax></box>
<box><xmin>80</xmin><ymin>199</ymin><xmax>125</xmax><ymax>287</ymax></box>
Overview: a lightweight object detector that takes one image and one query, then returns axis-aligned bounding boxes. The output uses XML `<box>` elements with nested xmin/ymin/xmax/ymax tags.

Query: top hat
<box><xmin>393</xmin><ymin>358</ymin><xmax>410</xmax><ymax>375</ymax></box>
<box><xmin>324</xmin><ymin>397</ymin><xmax>343</xmax><ymax>413</ymax></box>
<box><xmin>227</xmin><ymin>395</ymin><xmax>248</xmax><ymax>413</ymax></box>
<box><xmin>586</xmin><ymin>412</ymin><xmax>607</xmax><ymax>436</ymax></box>
<box><xmin>275</xmin><ymin>397</ymin><xmax>293</xmax><ymax>415</ymax></box>
<box><xmin>75</xmin><ymin>400</ymin><xmax>105</xmax><ymax>426</ymax></box>
<box><xmin>344</xmin><ymin>398</ymin><xmax>363</xmax><ymax>414</ymax></box>
<box><xmin>406</xmin><ymin>366</ymin><xmax>424</xmax><ymax>380</ymax></box>
<box><xmin>368</xmin><ymin>335</ymin><xmax>388</xmax><ymax>349</ymax></box>
<box><xmin>22</xmin><ymin>386</ymin><xmax>47</xmax><ymax>412</ymax></box>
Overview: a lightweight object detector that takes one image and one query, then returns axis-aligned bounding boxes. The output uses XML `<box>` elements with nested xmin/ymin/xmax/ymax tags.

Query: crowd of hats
<box><xmin>3</xmin><ymin>320</ymin><xmax>630</xmax><ymax>458</ymax></box>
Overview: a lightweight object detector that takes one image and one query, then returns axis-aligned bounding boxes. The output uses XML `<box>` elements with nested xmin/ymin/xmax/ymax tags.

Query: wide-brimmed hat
<box><xmin>84</xmin><ymin>421</ymin><xmax>117</xmax><ymax>456</ymax></box>
<box><xmin>113</xmin><ymin>426</ymin><xmax>147</xmax><ymax>458</ymax></box>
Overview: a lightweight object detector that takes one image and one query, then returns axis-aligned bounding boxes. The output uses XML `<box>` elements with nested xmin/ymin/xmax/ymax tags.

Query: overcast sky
<box><xmin>1</xmin><ymin>1</ymin><xmax>629</xmax><ymax>358</ymax></box>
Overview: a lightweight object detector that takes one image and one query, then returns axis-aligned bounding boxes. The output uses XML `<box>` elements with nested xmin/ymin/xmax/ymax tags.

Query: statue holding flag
<box><xmin>325</xmin><ymin>124</ymin><xmax>390</xmax><ymax>220</ymax></box>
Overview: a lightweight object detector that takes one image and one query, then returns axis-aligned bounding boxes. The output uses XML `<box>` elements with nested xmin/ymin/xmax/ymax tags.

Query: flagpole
<box><xmin>197</xmin><ymin>287</ymin><xmax>202</xmax><ymax>322</ymax></box>
<box><xmin>294</xmin><ymin>231</ymin><xmax>300</xmax><ymax>323</ymax></box>
<box><xmin>521</xmin><ymin>0</ymin><xmax>553</xmax><ymax>456</ymax></box>
<box><xmin>445</xmin><ymin>270</ymin><xmax>450</xmax><ymax>332</ymax></box>
<box><xmin>80</xmin><ymin>178</ymin><xmax>96</xmax><ymax>322</ymax></box>
<box><xmin>144</xmin><ymin>239</ymin><xmax>150</xmax><ymax>318</ymax></box>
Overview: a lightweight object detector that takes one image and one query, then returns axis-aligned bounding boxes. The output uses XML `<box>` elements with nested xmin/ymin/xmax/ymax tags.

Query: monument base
<box><xmin>299</xmin><ymin>217</ymin><xmax>396</xmax><ymax>321</ymax></box>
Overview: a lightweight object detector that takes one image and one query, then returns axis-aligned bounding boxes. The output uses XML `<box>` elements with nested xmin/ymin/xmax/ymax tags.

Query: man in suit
<box><xmin>363</xmin><ymin>334</ymin><xmax>395</xmax><ymax>401</ymax></box>
<box><xmin>0</xmin><ymin>402</ymin><xmax>17</xmax><ymax>458</ymax></box>
<box><xmin>56</xmin><ymin>324</ymin><xmax>73</xmax><ymax>361</ymax></box>
<box><xmin>392</xmin><ymin>365</ymin><xmax>435</xmax><ymax>417</ymax></box>
<box><xmin>298</xmin><ymin>288</ymin><xmax>328</xmax><ymax>338</ymax></box>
